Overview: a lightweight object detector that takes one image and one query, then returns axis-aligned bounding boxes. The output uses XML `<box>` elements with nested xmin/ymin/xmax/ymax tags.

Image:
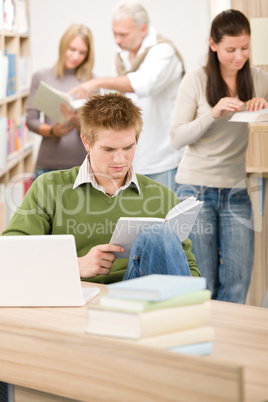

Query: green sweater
<box><xmin>2</xmin><ymin>168</ymin><xmax>200</xmax><ymax>282</ymax></box>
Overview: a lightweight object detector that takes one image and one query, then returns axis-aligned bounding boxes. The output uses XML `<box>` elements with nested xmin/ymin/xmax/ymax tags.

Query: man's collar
<box><xmin>73</xmin><ymin>156</ymin><xmax>140</xmax><ymax>197</ymax></box>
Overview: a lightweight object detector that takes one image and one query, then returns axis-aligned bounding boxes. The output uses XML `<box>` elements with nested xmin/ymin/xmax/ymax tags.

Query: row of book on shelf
<box><xmin>0</xmin><ymin>49</ymin><xmax>31</xmax><ymax>98</ymax></box>
<box><xmin>0</xmin><ymin>0</ymin><xmax>29</xmax><ymax>33</ymax></box>
<box><xmin>0</xmin><ymin>120</ymin><xmax>32</xmax><ymax>229</ymax></box>
<box><xmin>86</xmin><ymin>274</ymin><xmax>215</xmax><ymax>357</ymax></box>
<box><xmin>0</xmin><ymin>114</ymin><xmax>33</xmax><ymax>171</ymax></box>
<box><xmin>0</xmin><ymin>173</ymin><xmax>32</xmax><ymax>231</ymax></box>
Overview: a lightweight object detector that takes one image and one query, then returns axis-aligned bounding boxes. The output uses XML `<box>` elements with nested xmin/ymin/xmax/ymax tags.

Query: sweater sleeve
<box><xmin>170</xmin><ymin>68</ymin><xmax>215</xmax><ymax>150</ymax></box>
<box><xmin>26</xmin><ymin>71</ymin><xmax>43</xmax><ymax>134</ymax></box>
<box><xmin>182</xmin><ymin>238</ymin><xmax>201</xmax><ymax>277</ymax></box>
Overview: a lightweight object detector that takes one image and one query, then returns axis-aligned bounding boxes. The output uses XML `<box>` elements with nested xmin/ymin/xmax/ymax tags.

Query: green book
<box><xmin>98</xmin><ymin>289</ymin><xmax>211</xmax><ymax>313</ymax></box>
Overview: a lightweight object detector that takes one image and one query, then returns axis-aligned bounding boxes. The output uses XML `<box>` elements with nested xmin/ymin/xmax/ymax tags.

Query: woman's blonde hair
<box><xmin>55</xmin><ymin>23</ymin><xmax>94</xmax><ymax>81</ymax></box>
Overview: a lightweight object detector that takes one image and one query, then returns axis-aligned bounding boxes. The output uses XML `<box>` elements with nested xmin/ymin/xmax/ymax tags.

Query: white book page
<box><xmin>165</xmin><ymin>196</ymin><xmax>198</xmax><ymax>220</ymax></box>
<box><xmin>110</xmin><ymin>197</ymin><xmax>203</xmax><ymax>257</ymax></box>
<box><xmin>229</xmin><ymin>108</ymin><xmax>268</xmax><ymax>123</ymax></box>
<box><xmin>110</xmin><ymin>217</ymin><xmax>164</xmax><ymax>259</ymax></box>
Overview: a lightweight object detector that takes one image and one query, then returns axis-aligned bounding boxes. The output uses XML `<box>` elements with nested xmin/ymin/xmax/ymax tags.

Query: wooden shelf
<box><xmin>0</xmin><ymin>0</ymin><xmax>32</xmax><ymax>231</ymax></box>
<box><xmin>0</xmin><ymin>90</ymin><xmax>29</xmax><ymax>105</ymax></box>
<box><xmin>0</xmin><ymin>146</ymin><xmax>33</xmax><ymax>180</ymax></box>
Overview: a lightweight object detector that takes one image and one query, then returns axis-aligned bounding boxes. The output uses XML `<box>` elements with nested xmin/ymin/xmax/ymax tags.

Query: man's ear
<box><xmin>140</xmin><ymin>23</ymin><xmax>148</xmax><ymax>40</ymax></box>
<box><xmin>209</xmin><ymin>37</ymin><xmax>217</xmax><ymax>52</ymax></box>
<box><xmin>81</xmin><ymin>134</ymin><xmax>90</xmax><ymax>152</ymax></box>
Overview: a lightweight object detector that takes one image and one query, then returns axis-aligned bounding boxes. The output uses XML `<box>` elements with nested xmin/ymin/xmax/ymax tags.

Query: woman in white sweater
<box><xmin>170</xmin><ymin>9</ymin><xmax>268</xmax><ymax>303</ymax></box>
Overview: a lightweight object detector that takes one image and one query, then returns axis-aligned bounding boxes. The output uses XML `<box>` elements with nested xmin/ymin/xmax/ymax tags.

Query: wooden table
<box><xmin>0</xmin><ymin>283</ymin><xmax>268</xmax><ymax>402</ymax></box>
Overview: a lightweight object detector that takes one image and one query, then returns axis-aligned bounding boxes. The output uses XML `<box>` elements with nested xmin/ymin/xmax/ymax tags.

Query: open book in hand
<box><xmin>229</xmin><ymin>108</ymin><xmax>268</xmax><ymax>123</ymax></box>
<box><xmin>32</xmin><ymin>81</ymin><xmax>87</xmax><ymax>124</ymax></box>
<box><xmin>110</xmin><ymin>196</ymin><xmax>203</xmax><ymax>259</ymax></box>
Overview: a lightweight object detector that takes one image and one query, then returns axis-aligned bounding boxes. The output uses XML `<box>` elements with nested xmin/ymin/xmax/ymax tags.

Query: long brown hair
<box><xmin>55</xmin><ymin>23</ymin><xmax>94</xmax><ymax>81</ymax></box>
<box><xmin>205</xmin><ymin>9</ymin><xmax>254</xmax><ymax>107</ymax></box>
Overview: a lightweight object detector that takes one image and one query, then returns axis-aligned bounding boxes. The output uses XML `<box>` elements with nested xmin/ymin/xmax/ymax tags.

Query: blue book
<box><xmin>0</xmin><ymin>117</ymin><xmax>8</xmax><ymax>170</ymax></box>
<box><xmin>5</xmin><ymin>50</ymin><xmax>16</xmax><ymax>96</ymax></box>
<box><xmin>169</xmin><ymin>341</ymin><xmax>213</xmax><ymax>356</ymax></box>
<box><xmin>107</xmin><ymin>274</ymin><xmax>206</xmax><ymax>301</ymax></box>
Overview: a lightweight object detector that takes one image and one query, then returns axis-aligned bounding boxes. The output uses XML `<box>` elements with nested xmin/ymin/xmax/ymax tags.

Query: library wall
<box><xmin>29</xmin><ymin>0</ymin><xmax>211</xmax><ymax>77</ymax></box>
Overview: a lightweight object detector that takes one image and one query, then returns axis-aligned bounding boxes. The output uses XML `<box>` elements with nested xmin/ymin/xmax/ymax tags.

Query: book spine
<box><xmin>0</xmin><ymin>117</ymin><xmax>8</xmax><ymax>170</ymax></box>
<box><xmin>0</xmin><ymin>54</ymin><xmax>9</xmax><ymax>99</ymax></box>
<box><xmin>133</xmin><ymin>325</ymin><xmax>215</xmax><ymax>349</ymax></box>
<box><xmin>169</xmin><ymin>341</ymin><xmax>213</xmax><ymax>356</ymax></box>
<box><xmin>141</xmin><ymin>301</ymin><xmax>211</xmax><ymax>338</ymax></box>
<box><xmin>5</xmin><ymin>51</ymin><xmax>16</xmax><ymax>96</ymax></box>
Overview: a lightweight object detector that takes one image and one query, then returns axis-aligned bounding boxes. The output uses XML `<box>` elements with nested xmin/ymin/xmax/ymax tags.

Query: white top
<box><xmin>118</xmin><ymin>26</ymin><xmax>184</xmax><ymax>175</ymax></box>
<box><xmin>170</xmin><ymin>66</ymin><xmax>268</xmax><ymax>188</ymax></box>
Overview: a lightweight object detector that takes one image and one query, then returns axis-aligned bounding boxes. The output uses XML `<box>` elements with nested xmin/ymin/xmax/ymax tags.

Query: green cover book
<box><xmin>98</xmin><ymin>289</ymin><xmax>211</xmax><ymax>313</ymax></box>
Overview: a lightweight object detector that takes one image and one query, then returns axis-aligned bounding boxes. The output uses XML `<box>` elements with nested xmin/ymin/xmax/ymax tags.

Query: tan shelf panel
<box><xmin>0</xmin><ymin>145</ymin><xmax>33</xmax><ymax>179</ymax></box>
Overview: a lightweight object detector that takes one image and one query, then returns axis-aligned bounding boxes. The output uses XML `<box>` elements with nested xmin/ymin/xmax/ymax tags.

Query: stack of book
<box><xmin>86</xmin><ymin>275</ymin><xmax>214</xmax><ymax>356</ymax></box>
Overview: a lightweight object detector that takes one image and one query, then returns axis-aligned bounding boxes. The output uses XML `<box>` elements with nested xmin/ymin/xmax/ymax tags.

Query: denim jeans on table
<box><xmin>123</xmin><ymin>225</ymin><xmax>191</xmax><ymax>280</ymax></box>
<box><xmin>145</xmin><ymin>167</ymin><xmax>177</xmax><ymax>192</ymax></box>
<box><xmin>175</xmin><ymin>184</ymin><xmax>254</xmax><ymax>304</ymax></box>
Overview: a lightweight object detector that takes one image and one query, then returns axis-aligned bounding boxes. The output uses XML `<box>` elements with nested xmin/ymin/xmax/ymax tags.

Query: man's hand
<box><xmin>69</xmin><ymin>79</ymin><xmax>100</xmax><ymax>99</ymax></box>
<box><xmin>69</xmin><ymin>76</ymin><xmax>134</xmax><ymax>99</ymax></box>
<box><xmin>77</xmin><ymin>244</ymin><xmax>125</xmax><ymax>279</ymax></box>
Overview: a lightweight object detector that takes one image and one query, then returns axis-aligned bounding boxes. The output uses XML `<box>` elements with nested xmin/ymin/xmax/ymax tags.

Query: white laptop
<box><xmin>261</xmin><ymin>289</ymin><xmax>268</xmax><ymax>308</ymax></box>
<box><xmin>0</xmin><ymin>235</ymin><xmax>100</xmax><ymax>307</ymax></box>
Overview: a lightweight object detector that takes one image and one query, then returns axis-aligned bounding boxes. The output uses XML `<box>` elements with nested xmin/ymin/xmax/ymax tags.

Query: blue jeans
<box><xmin>175</xmin><ymin>184</ymin><xmax>254</xmax><ymax>304</ymax></box>
<box><xmin>123</xmin><ymin>225</ymin><xmax>191</xmax><ymax>280</ymax></box>
<box><xmin>145</xmin><ymin>167</ymin><xmax>177</xmax><ymax>192</ymax></box>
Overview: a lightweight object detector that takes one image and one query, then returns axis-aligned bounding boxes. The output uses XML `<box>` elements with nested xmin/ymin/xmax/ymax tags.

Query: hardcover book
<box><xmin>99</xmin><ymin>289</ymin><xmax>211</xmax><ymax>312</ymax></box>
<box><xmin>169</xmin><ymin>341</ymin><xmax>213</xmax><ymax>356</ymax></box>
<box><xmin>86</xmin><ymin>301</ymin><xmax>211</xmax><ymax>339</ymax></box>
<box><xmin>229</xmin><ymin>108</ymin><xmax>268</xmax><ymax>123</ymax></box>
<box><xmin>110</xmin><ymin>196</ymin><xmax>203</xmax><ymax>259</ymax></box>
<box><xmin>127</xmin><ymin>325</ymin><xmax>215</xmax><ymax>349</ymax></box>
<box><xmin>106</xmin><ymin>274</ymin><xmax>206</xmax><ymax>301</ymax></box>
<box><xmin>32</xmin><ymin>81</ymin><xmax>87</xmax><ymax>124</ymax></box>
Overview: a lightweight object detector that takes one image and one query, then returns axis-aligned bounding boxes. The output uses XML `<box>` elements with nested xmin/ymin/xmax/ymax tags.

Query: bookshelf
<box><xmin>0</xmin><ymin>0</ymin><xmax>33</xmax><ymax>233</ymax></box>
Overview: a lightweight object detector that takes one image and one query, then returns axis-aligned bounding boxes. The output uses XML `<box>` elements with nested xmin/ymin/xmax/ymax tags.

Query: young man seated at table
<box><xmin>2</xmin><ymin>93</ymin><xmax>200</xmax><ymax>283</ymax></box>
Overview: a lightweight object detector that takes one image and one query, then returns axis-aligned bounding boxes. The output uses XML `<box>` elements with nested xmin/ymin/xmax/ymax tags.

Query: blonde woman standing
<box><xmin>27</xmin><ymin>24</ymin><xmax>94</xmax><ymax>178</ymax></box>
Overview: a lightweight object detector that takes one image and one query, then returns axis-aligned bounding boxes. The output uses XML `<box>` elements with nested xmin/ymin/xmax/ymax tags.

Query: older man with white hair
<box><xmin>71</xmin><ymin>1</ymin><xmax>184</xmax><ymax>191</ymax></box>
